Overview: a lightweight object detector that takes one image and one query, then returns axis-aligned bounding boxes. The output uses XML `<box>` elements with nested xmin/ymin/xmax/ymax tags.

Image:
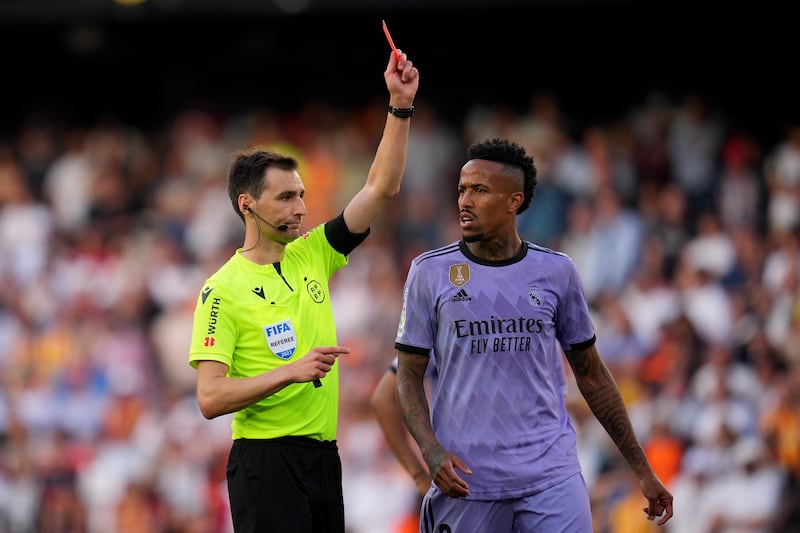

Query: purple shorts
<box><xmin>419</xmin><ymin>472</ymin><xmax>592</xmax><ymax>533</ymax></box>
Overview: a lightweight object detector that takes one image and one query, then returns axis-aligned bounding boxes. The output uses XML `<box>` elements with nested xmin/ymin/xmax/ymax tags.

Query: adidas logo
<box><xmin>450</xmin><ymin>289</ymin><xmax>471</xmax><ymax>302</ymax></box>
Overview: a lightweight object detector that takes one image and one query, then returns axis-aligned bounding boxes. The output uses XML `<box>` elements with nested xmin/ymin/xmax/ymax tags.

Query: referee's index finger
<box><xmin>318</xmin><ymin>346</ymin><xmax>350</xmax><ymax>356</ymax></box>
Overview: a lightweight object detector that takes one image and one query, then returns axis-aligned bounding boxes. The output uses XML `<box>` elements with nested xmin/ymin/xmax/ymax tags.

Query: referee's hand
<box><xmin>293</xmin><ymin>346</ymin><xmax>349</xmax><ymax>386</ymax></box>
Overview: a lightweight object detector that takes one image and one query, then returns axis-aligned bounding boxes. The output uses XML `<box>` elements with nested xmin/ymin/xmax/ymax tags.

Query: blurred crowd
<box><xmin>1</xmin><ymin>87</ymin><xmax>800</xmax><ymax>533</ymax></box>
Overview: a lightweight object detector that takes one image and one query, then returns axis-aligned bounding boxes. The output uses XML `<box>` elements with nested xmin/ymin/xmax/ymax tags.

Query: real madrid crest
<box><xmin>449</xmin><ymin>263</ymin><xmax>470</xmax><ymax>287</ymax></box>
<box><xmin>527</xmin><ymin>283</ymin><xmax>543</xmax><ymax>306</ymax></box>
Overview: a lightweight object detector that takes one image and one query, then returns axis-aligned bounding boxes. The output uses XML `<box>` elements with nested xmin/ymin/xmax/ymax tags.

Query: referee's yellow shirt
<box><xmin>189</xmin><ymin>224</ymin><xmax>347</xmax><ymax>441</ymax></box>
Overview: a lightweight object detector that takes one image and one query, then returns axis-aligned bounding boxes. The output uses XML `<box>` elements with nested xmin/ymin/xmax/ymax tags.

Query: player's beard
<box><xmin>463</xmin><ymin>232</ymin><xmax>482</xmax><ymax>243</ymax></box>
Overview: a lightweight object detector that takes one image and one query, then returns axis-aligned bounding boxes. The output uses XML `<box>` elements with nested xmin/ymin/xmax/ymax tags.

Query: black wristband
<box><xmin>388</xmin><ymin>105</ymin><xmax>414</xmax><ymax>118</ymax></box>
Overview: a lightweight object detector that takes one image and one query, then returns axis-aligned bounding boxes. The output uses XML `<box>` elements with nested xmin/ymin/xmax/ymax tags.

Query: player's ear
<box><xmin>508</xmin><ymin>191</ymin><xmax>524</xmax><ymax>213</ymax></box>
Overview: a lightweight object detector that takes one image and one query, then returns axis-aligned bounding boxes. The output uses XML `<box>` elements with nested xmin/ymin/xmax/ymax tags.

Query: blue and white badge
<box><xmin>263</xmin><ymin>319</ymin><xmax>297</xmax><ymax>360</ymax></box>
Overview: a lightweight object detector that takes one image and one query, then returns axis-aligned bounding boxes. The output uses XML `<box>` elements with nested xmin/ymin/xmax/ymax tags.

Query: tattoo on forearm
<box><xmin>567</xmin><ymin>347</ymin><xmax>648</xmax><ymax>470</ymax></box>
<box><xmin>396</xmin><ymin>355</ymin><xmax>438</xmax><ymax>453</ymax></box>
<box><xmin>625</xmin><ymin>444</ymin><xmax>647</xmax><ymax>468</ymax></box>
<box><xmin>567</xmin><ymin>349</ymin><xmax>590</xmax><ymax>376</ymax></box>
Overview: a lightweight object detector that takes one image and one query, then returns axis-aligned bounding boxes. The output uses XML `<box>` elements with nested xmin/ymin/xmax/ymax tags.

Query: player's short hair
<box><xmin>227</xmin><ymin>148</ymin><xmax>298</xmax><ymax>220</ymax></box>
<box><xmin>467</xmin><ymin>138</ymin><xmax>538</xmax><ymax>214</ymax></box>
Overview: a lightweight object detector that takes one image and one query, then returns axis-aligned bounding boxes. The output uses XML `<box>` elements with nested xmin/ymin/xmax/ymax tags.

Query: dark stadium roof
<box><xmin>1</xmin><ymin>0</ymin><xmax>796</xmax><ymax>143</ymax></box>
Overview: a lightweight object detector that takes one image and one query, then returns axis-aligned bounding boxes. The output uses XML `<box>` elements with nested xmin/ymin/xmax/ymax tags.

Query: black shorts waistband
<box><xmin>234</xmin><ymin>436</ymin><xmax>338</xmax><ymax>450</ymax></box>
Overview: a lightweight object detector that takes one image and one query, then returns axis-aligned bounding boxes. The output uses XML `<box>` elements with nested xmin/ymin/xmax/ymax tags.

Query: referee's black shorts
<box><xmin>226</xmin><ymin>436</ymin><xmax>344</xmax><ymax>533</ymax></box>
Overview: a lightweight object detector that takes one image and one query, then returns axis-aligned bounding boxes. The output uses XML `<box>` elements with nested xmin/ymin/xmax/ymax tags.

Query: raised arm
<box><xmin>396</xmin><ymin>350</ymin><xmax>471</xmax><ymax>499</ymax></box>
<box><xmin>342</xmin><ymin>50</ymin><xmax>420</xmax><ymax>234</ymax></box>
<box><xmin>564</xmin><ymin>343</ymin><xmax>674</xmax><ymax>526</ymax></box>
<box><xmin>370</xmin><ymin>367</ymin><xmax>432</xmax><ymax>496</ymax></box>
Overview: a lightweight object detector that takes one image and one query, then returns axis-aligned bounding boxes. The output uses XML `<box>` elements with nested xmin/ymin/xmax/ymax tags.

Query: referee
<box><xmin>188</xmin><ymin>49</ymin><xmax>419</xmax><ymax>533</ymax></box>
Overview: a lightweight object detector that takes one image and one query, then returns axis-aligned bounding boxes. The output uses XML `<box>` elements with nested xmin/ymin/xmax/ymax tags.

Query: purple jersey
<box><xmin>395</xmin><ymin>240</ymin><xmax>596</xmax><ymax>500</ymax></box>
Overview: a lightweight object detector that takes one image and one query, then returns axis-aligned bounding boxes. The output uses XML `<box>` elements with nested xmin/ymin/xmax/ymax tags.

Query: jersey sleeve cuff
<box><xmin>569</xmin><ymin>334</ymin><xmax>596</xmax><ymax>351</ymax></box>
<box><xmin>394</xmin><ymin>342</ymin><xmax>430</xmax><ymax>357</ymax></box>
<box><xmin>324</xmin><ymin>212</ymin><xmax>370</xmax><ymax>256</ymax></box>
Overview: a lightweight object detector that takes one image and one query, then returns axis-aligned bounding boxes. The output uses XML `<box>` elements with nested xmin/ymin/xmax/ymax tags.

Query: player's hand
<box><xmin>292</xmin><ymin>346</ymin><xmax>349</xmax><ymax>384</ymax></box>
<box><xmin>424</xmin><ymin>445</ymin><xmax>471</xmax><ymax>498</ymax></box>
<box><xmin>384</xmin><ymin>50</ymin><xmax>419</xmax><ymax>108</ymax></box>
<box><xmin>640</xmin><ymin>473</ymin><xmax>674</xmax><ymax>526</ymax></box>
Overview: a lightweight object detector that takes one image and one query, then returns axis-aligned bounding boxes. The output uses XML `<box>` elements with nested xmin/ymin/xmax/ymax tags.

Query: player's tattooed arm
<box><xmin>396</xmin><ymin>350</ymin><xmax>471</xmax><ymax>498</ymax></box>
<box><xmin>395</xmin><ymin>351</ymin><xmax>438</xmax><ymax>454</ymax></box>
<box><xmin>564</xmin><ymin>344</ymin><xmax>650</xmax><ymax>474</ymax></box>
<box><xmin>566</xmin><ymin>344</ymin><xmax>674</xmax><ymax>524</ymax></box>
